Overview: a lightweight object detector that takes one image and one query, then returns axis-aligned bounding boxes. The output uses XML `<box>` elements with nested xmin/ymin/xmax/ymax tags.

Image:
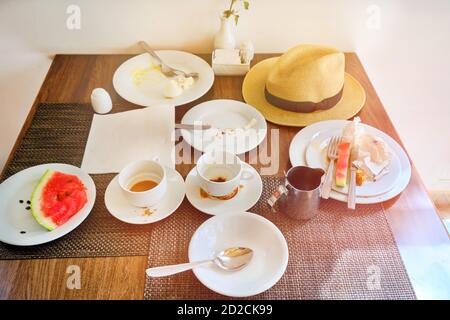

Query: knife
<box><xmin>175</xmin><ymin>123</ymin><xmax>212</xmax><ymax>130</ymax></box>
<box><xmin>348</xmin><ymin>145</ymin><xmax>359</xmax><ymax>209</ymax></box>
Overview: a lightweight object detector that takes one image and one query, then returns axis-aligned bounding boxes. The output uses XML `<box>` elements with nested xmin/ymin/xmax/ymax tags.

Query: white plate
<box><xmin>289</xmin><ymin>120</ymin><xmax>411</xmax><ymax>204</ymax></box>
<box><xmin>113</xmin><ymin>51</ymin><xmax>214</xmax><ymax>107</ymax></box>
<box><xmin>305</xmin><ymin>127</ymin><xmax>402</xmax><ymax>197</ymax></box>
<box><xmin>189</xmin><ymin>212</ymin><xmax>288</xmax><ymax>297</ymax></box>
<box><xmin>180</xmin><ymin>99</ymin><xmax>267</xmax><ymax>155</ymax></box>
<box><xmin>104</xmin><ymin>166</ymin><xmax>185</xmax><ymax>224</ymax></box>
<box><xmin>185</xmin><ymin>163</ymin><xmax>262</xmax><ymax>216</ymax></box>
<box><xmin>0</xmin><ymin>164</ymin><xmax>96</xmax><ymax>246</ymax></box>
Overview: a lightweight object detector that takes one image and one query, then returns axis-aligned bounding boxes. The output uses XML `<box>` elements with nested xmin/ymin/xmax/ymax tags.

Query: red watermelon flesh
<box><xmin>31</xmin><ymin>170</ymin><xmax>87</xmax><ymax>230</ymax></box>
<box><xmin>335</xmin><ymin>142</ymin><xmax>351</xmax><ymax>188</ymax></box>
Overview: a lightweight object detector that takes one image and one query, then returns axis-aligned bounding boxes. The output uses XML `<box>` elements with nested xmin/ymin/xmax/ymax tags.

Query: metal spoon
<box><xmin>145</xmin><ymin>247</ymin><xmax>253</xmax><ymax>277</ymax></box>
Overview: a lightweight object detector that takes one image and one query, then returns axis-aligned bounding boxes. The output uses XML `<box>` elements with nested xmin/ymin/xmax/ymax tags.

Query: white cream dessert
<box><xmin>164</xmin><ymin>79</ymin><xmax>183</xmax><ymax>98</ymax></box>
<box><xmin>163</xmin><ymin>75</ymin><xmax>195</xmax><ymax>99</ymax></box>
<box><xmin>176</xmin><ymin>75</ymin><xmax>194</xmax><ymax>90</ymax></box>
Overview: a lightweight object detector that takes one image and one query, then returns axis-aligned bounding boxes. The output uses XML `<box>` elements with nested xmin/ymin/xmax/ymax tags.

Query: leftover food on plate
<box><xmin>335</xmin><ymin>141</ymin><xmax>351</xmax><ymax>187</ymax></box>
<box><xmin>131</xmin><ymin>63</ymin><xmax>163</xmax><ymax>86</ymax></box>
<box><xmin>334</xmin><ymin>117</ymin><xmax>392</xmax><ymax>188</ymax></box>
<box><xmin>164</xmin><ymin>75</ymin><xmax>195</xmax><ymax>98</ymax></box>
<box><xmin>203</xmin><ymin>117</ymin><xmax>258</xmax><ymax>144</ymax></box>
<box><xmin>131</xmin><ymin>59</ymin><xmax>196</xmax><ymax>99</ymax></box>
<box><xmin>31</xmin><ymin>170</ymin><xmax>87</xmax><ymax>231</ymax></box>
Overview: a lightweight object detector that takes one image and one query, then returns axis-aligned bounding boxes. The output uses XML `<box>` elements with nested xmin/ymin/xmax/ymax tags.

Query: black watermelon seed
<box><xmin>25</xmin><ymin>206</ymin><xmax>31</xmax><ymax>210</ymax></box>
<box><xmin>20</xmin><ymin>231</ymin><xmax>26</xmax><ymax>234</ymax></box>
<box><xmin>19</xmin><ymin>200</ymin><xmax>24</xmax><ymax>204</ymax></box>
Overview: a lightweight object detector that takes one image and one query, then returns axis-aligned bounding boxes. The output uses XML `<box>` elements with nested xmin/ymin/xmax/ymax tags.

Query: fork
<box><xmin>321</xmin><ymin>136</ymin><xmax>341</xmax><ymax>199</ymax></box>
<box><xmin>138</xmin><ymin>41</ymin><xmax>199</xmax><ymax>78</ymax></box>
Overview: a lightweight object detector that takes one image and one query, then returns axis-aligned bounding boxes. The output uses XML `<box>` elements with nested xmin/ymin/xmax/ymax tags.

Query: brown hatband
<box><xmin>264</xmin><ymin>86</ymin><xmax>344</xmax><ymax>113</ymax></box>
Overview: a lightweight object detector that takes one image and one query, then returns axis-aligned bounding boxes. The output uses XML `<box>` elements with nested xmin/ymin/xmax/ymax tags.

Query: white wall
<box><xmin>355</xmin><ymin>1</ymin><xmax>450</xmax><ymax>191</ymax></box>
<box><xmin>1</xmin><ymin>0</ymin><xmax>449</xmax><ymax>190</ymax></box>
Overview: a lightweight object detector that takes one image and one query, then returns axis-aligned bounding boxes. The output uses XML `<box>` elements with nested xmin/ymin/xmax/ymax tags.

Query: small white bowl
<box><xmin>188</xmin><ymin>212</ymin><xmax>289</xmax><ymax>297</ymax></box>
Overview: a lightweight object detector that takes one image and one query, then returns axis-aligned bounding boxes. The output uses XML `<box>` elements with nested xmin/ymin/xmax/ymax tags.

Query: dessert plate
<box><xmin>189</xmin><ymin>212</ymin><xmax>288</xmax><ymax>297</ymax></box>
<box><xmin>113</xmin><ymin>51</ymin><xmax>214</xmax><ymax>107</ymax></box>
<box><xmin>185</xmin><ymin>163</ymin><xmax>262</xmax><ymax>215</ymax></box>
<box><xmin>105</xmin><ymin>166</ymin><xmax>185</xmax><ymax>224</ymax></box>
<box><xmin>0</xmin><ymin>164</ymin><xmax>96</xmax><ymax>246</ymax></box>
<box><xmin>180</xmin><ymin>99</ymin><xmax>267</xmax><ymax>155</ymax></box>
<box><xmin>289</xmin><ymin>120</ymin><xmax>411</xmax><ymax>204</ymax></box>
<box><xmin>305</xmin><ymin>127</ymin><xmax>402</xmax><ymax>197</ymax></box>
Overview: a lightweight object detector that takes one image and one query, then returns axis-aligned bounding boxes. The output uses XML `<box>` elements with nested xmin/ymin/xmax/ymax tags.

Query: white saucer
<box><xmin>289</xmin><ymin>120</ymin><xmax>411</xmax><ymax>204</ymax></box>
<box><xmin>180</xmin><ymin>99</ymin><xmax>267</xmax><ymax>155</ymax></box>
<box><xmin>185</xmin><ymin>163</ymin><xmax>262</xmax><ymax>216</ymax></box>
<box><xmin>104</xmin><ymin>166</ymin><xmax>185</xmax><ymax>224</ymax></box>
<box><xmin>189</xmin><ymin>212</ymin><xmax>289</xmax><ymax>297</ymax></box>
<box><xmin>0</xmin><ymin>163</ymin><xmax>96</xmax><ymax>246</ymax></box>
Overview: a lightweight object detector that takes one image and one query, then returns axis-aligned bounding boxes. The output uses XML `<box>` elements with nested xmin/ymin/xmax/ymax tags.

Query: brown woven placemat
<box><xmin>0</xmin><ymin>103</ymin><xmax>153</xmax><ymax>259</ymax></box>
<box><xmin>144</xmin><ymin>176</ymin><xmax>416</xmax><ymax>300</ymax></box>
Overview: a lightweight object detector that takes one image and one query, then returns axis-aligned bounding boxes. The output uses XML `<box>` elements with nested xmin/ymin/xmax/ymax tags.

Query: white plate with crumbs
<box><xmin>180</xmin><ymin>99</ymin><xmax>267</xmax><ymax>155</ymax></box>
<box><xmin>113</xmin><ymin>51</ymin><xmax>214</xmax><ymax>107</ymax></box>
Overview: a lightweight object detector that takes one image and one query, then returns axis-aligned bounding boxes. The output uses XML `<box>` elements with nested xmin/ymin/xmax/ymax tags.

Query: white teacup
<box><xmin>118</xmin><ymin>159</ymin><xmax>167</xmax><ymax>207</ymax></box>
<box><xmin>196</xmin><ymin>151</ymin><xmax>253</xmax><ymax>197</ymax></box>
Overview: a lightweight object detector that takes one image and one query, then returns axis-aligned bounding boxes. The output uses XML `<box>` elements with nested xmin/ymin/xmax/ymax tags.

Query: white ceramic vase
<box><xmin>214</xmin><ymin>16</ymin><xmax>236</xmax><ymax>50</ymax></box>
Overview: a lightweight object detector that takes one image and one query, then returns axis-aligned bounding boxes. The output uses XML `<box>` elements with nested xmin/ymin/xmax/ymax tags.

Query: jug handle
<box><xmin>315</xmin><ymin>168</ymin><xmax>326</xmax><ymax>197</ymax></box>
<box><xmin>267</xmin><ymin>184</ymin><xmax>288</xmax><ymax>212</ymax></box>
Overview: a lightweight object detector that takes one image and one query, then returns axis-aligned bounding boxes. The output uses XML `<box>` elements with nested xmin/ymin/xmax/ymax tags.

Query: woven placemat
<box><xmin>144</xmin><ymin>176</ymin><xmax>416</xmax><ymax>300</ymax></box>
<box><xmin>0</xmin><ymin>103</ymin><xmax>153</xmax><ymax>259</ymax></box>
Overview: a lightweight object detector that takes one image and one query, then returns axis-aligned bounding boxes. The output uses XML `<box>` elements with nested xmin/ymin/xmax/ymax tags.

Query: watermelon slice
<box><xmin>335</xmin><ymin>142</ymin><xmax>351</xmax><ymax>188</ymax></box>
<box><xmin>30</xmin><ymin>170</ymin><xmax>88</xmax><ymax>231</ymax></box>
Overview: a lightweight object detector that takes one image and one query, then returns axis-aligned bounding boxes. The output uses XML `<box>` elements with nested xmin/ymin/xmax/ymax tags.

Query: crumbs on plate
<box><xmin>143</xmin><ymin>208</ymin><xmax>156</xmax><ymax>216</ymax></box>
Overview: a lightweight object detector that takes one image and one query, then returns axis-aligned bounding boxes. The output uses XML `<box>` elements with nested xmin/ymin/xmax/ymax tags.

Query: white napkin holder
<box><xmin>212</xmin><ymin>48</ymin><xmax>252</xmax><ymax>76</ymax></box>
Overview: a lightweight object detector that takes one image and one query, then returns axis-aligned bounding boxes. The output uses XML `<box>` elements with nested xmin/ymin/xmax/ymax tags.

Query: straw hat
<box><xmin>242</xmin><ymin>44</ymin><xmax>366</xmax><ymax>127</ymax></box>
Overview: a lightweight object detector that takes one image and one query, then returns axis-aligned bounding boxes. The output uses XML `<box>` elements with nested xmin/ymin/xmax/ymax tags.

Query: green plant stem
<box><xmin>228</xmin><ymin>0</ymin><xmax>235</xmax><ymax>12</ymax></box>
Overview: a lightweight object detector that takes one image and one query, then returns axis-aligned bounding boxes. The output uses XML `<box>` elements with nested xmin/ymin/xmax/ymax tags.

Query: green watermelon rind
<box><xmin>30</xmin><ymin>169</ymin><xmax>58</xmax><ymax>231</ymax></box>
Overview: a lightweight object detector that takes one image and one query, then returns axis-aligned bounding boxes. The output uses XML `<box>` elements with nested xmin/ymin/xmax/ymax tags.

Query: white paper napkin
<box><xmin>81</xmin><ymin>106</ymin><xmax>174</xmax><ymax>174</ymax></box>
<box><xmin>213</xmin><ymin>49</ymin><xmax>242</xmax><ymax>64</ymax></box>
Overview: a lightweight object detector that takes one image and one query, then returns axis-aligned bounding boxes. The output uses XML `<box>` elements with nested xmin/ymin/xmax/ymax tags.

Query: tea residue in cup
<box><xmin>209</xmin><ymin>176</ymin><xmax>227</xmax><ymax>183</ymax></box>
<box><xmin>130</xmin><ymin>180</ymin><xmax>158</xmax><ymax>192</ymax></box>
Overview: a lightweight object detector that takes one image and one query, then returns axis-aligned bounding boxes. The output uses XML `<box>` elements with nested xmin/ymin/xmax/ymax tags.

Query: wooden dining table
<box><xmin>0</xmin><ymin>53</ymin><xmax>449</xmax><ymax>299</ymax></box>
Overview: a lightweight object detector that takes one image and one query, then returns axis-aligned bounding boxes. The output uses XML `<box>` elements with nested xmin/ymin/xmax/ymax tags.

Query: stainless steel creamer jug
<box><xmin>268</xmin><ymin>166</ymin><xmax>325</xmax><ymax>220</ymax></box>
